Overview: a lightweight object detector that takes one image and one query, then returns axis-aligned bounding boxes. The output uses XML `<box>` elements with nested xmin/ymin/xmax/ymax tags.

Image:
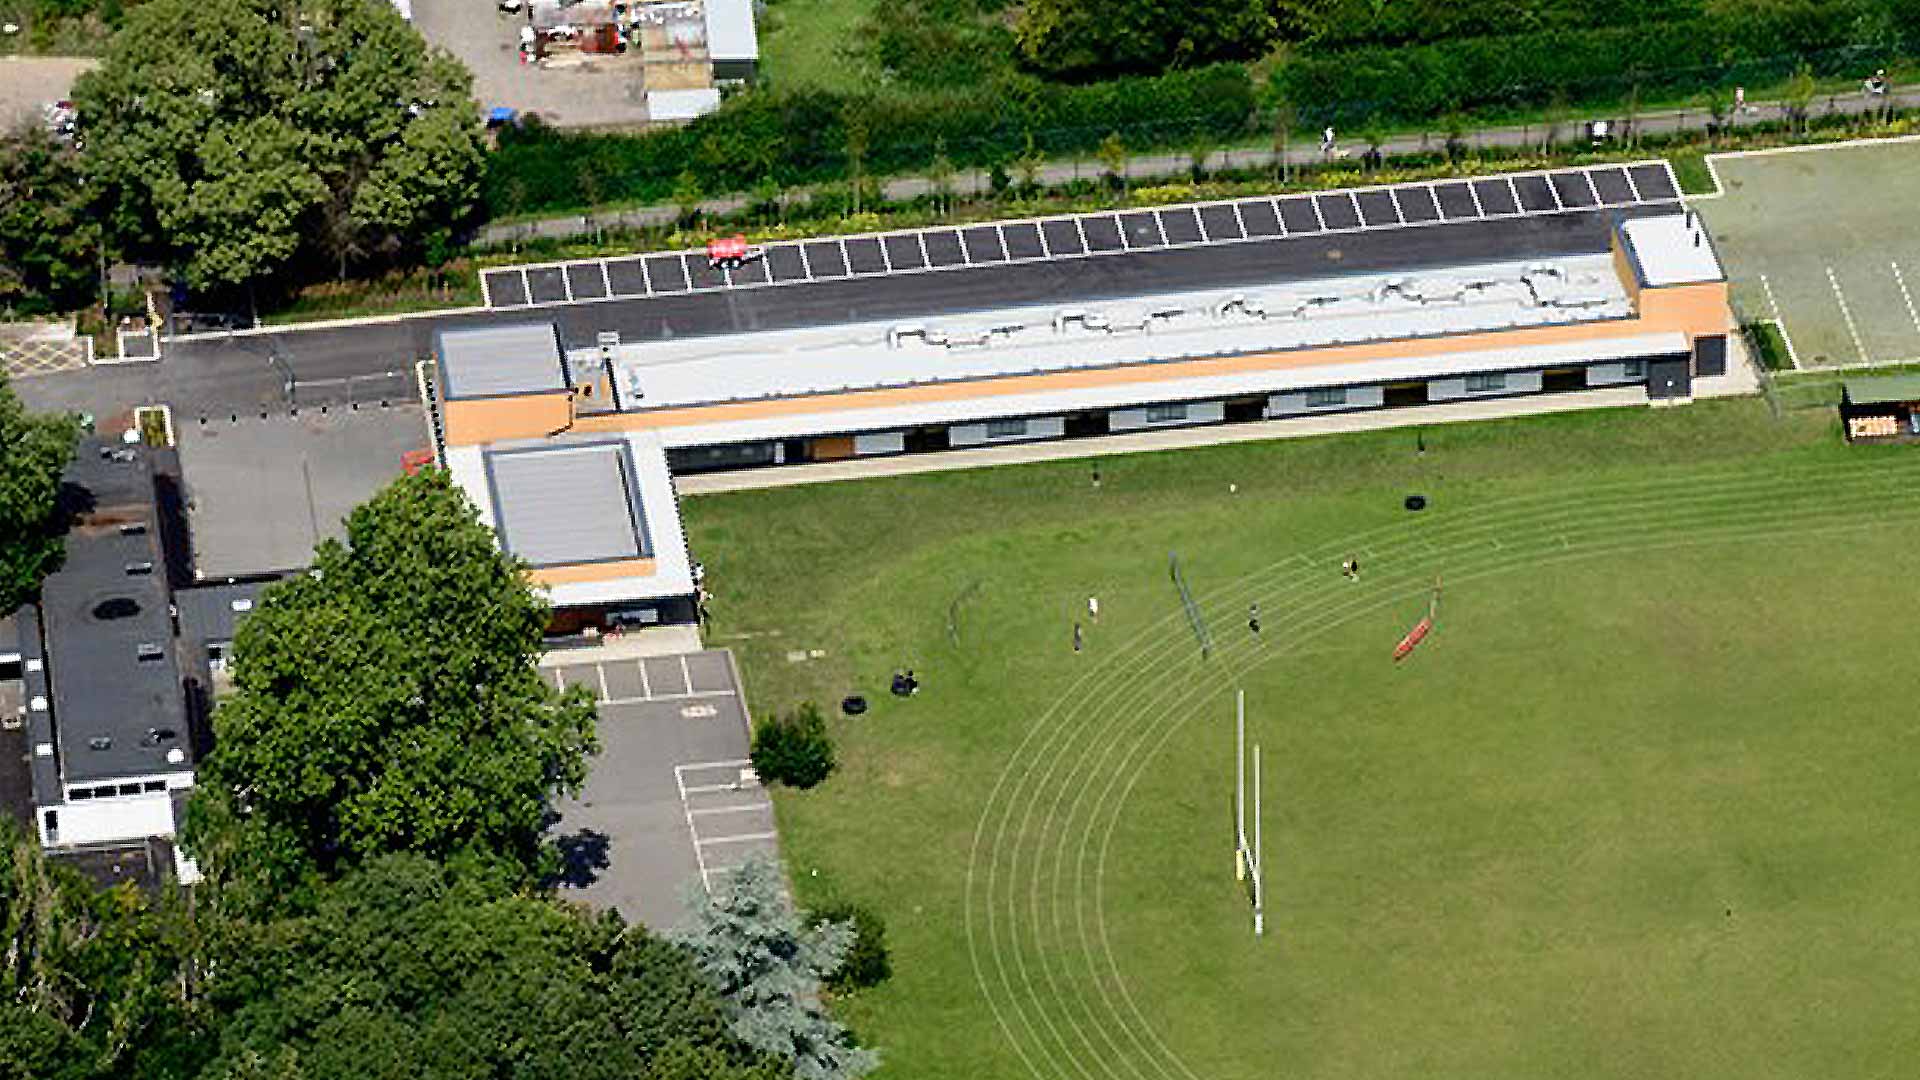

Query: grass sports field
<box><xmin>686</xmin><ymin>399</ymin><xmax>1920</xmax><ymax>1080</ymax></box>
<box><xmin>1698</xmin><ymin>137</ymin><xmax>1920</xmax><ymax>369</ymax></box>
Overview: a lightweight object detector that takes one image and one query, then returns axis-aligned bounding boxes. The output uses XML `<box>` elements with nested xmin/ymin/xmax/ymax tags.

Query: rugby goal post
<box><xmin>1234</xmin><ymin>690</ymin><xmax>1265</xmax><ymax>936</ymax></box>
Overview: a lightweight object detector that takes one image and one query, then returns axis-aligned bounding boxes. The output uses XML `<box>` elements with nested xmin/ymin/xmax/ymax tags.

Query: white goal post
<box><xmin>1235</xmin><ymin>689</ymin><xmax>1265</xmax><ymax>936</ymax></box>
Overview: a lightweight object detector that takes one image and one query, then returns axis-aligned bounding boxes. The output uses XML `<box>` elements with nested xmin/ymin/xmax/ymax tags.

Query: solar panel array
<box><xmin>482</xmin><ymin>161</ymin><xmax>1681</xmax><ymax>311</ymax></box>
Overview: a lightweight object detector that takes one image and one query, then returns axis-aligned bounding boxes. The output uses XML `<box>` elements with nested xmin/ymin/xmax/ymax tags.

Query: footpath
<box><xmin>479</xmin><ymin>82</ymin><xmax>1919</xmax><ymax>247</ymax></box>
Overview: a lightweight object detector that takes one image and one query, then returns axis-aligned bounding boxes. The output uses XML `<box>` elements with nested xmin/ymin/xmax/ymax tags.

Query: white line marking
<box><xmin>636</xmin><ymin>658</ymin><xmax>651</xmax><ymax>698</ymax></box>
<box><xmin>680</xmin><ymin>654</ymin><xmax>695</xmax><ymax>694</ymax></box>
<box><xmin>691</xmin><ymin>803</ymin><xmax>768</xmax><ymax>817</ymax></box>
<box><xmin>673</xmin><ymin>765</ymin><xmax>715</xmax><ymax>892</ymax></box>
<box><xmin>1385</xmin><ymin>187</ymin><xmax>1406</xmax><ymax>224</ymax></box>
<box><xmin>796</xmin><ymin>242</ymin><xmax>813</xmax><ymax>278</ymax></box>
<box><xmin>1892</xmin><ymin>261</ymin><xmax>1920</xmax><ymax>335</ymax></box>
<box><xmin>698</xmin><ymin>831</ymin><xmax>779</xmax><ymax>846</ymax></box>
<box><xmin>1230</xmin><ymin>200</ymin><xmax>1248</xmax><ymax>237</ymax></box>
<box><xmin>878</xmin><ymin>236</ymin><xmax>893</xmax><ymax>271</ymax></box>
<box><xmin>1310</xmin><ymin>196</ymin><xmax>1327</xmax><ymax>231</ymax></box>
<box><xmin>596</xmin><ymin>689</ymin><xmax>736</xmax><ymax>707</ymax></box>
<box><xmin>1346</xmin><ymin>191</ymin><xmax>1363</xmax><ymax>226</ymax></box>
<box><xmin>1544</xmin><ymin>172</ymin><xmax>1565</xmax><ymax>211</ymax></box>
<box><xmin>1035</xmin><ymin>222</ymin><xmax>1052</xmax><ymax>258</ymax></box>
<box><xmin>1467</xmin><ymin>180</ymin><xmax>1486</xmax><ymax>218</ymax></box>
<box><xmin>917</xmin><ymin>230</ymin><xmax>931</xmax><ymax>267</ymax></box>
<box><xmin>1073</xmin><ymin>215</ymin><xmax>1089</xmax><ymax>253</ymax></box>
<box><xmin>596</xmin><ymin>663</ymin><xmax>610</xmax><ymax>702</ymax></box>
<box><xmin>995</xmin><ymin>223</ymin><xmax>1014</xmax><ymax>260</ymax></box>
<box><xmin>1269</xmin><ymin>198</ymin><xmax>1287</xmax><ymax>237</ymax></box>
<box><xmin>637</xmin><ymin>256</ymin><xmax>653</xmax><ymax>292</ymax></box>
<box><xmin>1583</xmin><ymin>169</ymin><xmax>1603</xmax><ymax>207</ymax></box>
<box><xmin>1151</xmin><ymin>210</ymin><xmax>1168</xmax><ymax>247</ymax></box>
<box><xmin>518</xmin><ymin>266</ymin><xmax>532</xmax><ymax>302</ymax></box>
<box><xmin>1827</xmin><ymin>265</ymin><xmax>1870</xmax><ymax>363</ymax></box>
<box><xmin>1621</xmin><ymin>166</ymin><xmax>1643</xmax><ymax>202</ymax></box>
<box><xmin>1424</xmin><ymin>184</ymin><xmax>1443</xmax><ymax>221</ymax></box>
<box><xmin>1758</xmin><ymin>274</ymin><xmax>1804</xmax><ymax>370</ymax></box>
<box><xmin>480</xmin><ymin>269</ymin><xmax>494</xmax><ymax>307</ymax></box>
<box><xmin>836</xmin><ymin>238</ymin><xmax>853</xmax><ymax>275</ymax></box>
<box><xmin>1503</xmin><ymin>176</ymin><xmax>1523</xmax><ymax>215</ymax></box>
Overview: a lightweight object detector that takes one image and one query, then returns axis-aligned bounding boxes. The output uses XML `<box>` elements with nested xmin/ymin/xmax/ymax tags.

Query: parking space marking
<box><xmin>485</xmin><ymin>163</ymin><xmax>1676</xmax><ymax>310</ymax></box>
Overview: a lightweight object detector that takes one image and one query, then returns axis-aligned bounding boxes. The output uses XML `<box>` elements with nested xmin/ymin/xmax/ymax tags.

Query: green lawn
<box><xmin>756</xmin><ymin>0</ymin><xmax>879</xmax><ymax>93</ymax></box>
<box><xmin>685</xmin><ymin>399</ymin><xmax>1920</xmax><ymax>1080</ymax></box>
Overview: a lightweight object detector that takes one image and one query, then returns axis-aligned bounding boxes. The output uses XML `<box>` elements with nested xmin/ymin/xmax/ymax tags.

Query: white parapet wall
<box><xmin>1109</xmin><ymin>400</ymin><xmax>1226</xmax><ymax>432</ymax></box>
<box><xmin>1266</xmin><ymin>385</ymin><xmax>1386</xmax><ymax>417</ymax></box>
<box><xmin>1428</xmin><ymin>370</ymin><xmax>1543</xmax><ymax>401</ymax></box>
<box><xmin>949</xmin><ymin>415</ymin><xmax>1067</xmax><ymax>446</ymax></box>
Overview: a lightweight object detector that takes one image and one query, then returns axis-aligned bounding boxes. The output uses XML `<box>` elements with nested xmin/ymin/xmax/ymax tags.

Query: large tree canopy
<box><xmin>0</xmin><ymin>372</ymin><xmax>80</xmax><ymax>615</ymax></box>
<box><xmin>194</xmin><ymin>854</ymin><xmax>790</xmax><ymax>1080</ymax></box>
<box><xmin>73</xmin><ymin>0</ymin><xmax>486</xmax><ymax>291</ymax></box>
<box><xmin>0</xmin><ymin>127</ymin><xmax>100</xmax><ymax>316</ymax></box>
<box><xmin>185</xmin><ymin>468</ymin><xmax>597</xmax><ymax>893</ymax></box>
<box><xmin>1015</xmin><ymin>0</ymin><xmax>1278</xmax><ymax>77</ymax></box>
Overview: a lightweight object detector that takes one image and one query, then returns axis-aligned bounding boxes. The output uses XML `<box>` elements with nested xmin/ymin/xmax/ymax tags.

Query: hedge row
<box><xmin>1274</xmin><ymin>0</ymin><xmax>1903</xmax><ymax>126</ymax></box>
<box><xmin>485</xmin><ymin>64</ymin><xmax>1254</xmax><ymax>216</ymax></box>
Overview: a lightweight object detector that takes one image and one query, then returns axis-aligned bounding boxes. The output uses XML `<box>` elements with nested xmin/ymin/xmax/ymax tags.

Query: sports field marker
<box><xmin>1827</xmin><ymin>265</ymin><xmax>1870</xmax><ymax>363</ymax></box>
<box><xmin>1892</xmin><ymin>262</ymin><xmax>1920</xmax><ymax>336</ymax></box>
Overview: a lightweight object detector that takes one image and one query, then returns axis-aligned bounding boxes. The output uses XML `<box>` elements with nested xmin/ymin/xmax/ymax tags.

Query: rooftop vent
<box><xmin>230</xmin><ymin>598</ymin><xmax>254</xmax><ymax>613</ymax></box>
<box><xmin>166</xmin><ymin>747</ymin><xmax>186</xmax><ymax>765</ymax></box>
<box><xmin>136</xmin><ymin>642</ymin><xmax>164</xmax><ymax>662</ymax></box>
<box><xmin>144</xmin><ymin>727</ymin><xmax>178</xmax><ymax>745</ymax></box>
<box><xmin>87</xmin><ymin>735</ymin><xmax>112</xmax><ymax>751</ymax></box>
<box><xmin>119</xmin><ymin>522</ymin><xmax>148</xmax><ymax>536</ymax></box>
<box><xmin>124</xmin><ymin>560</ymin><xmax>154</xmax><ymax>576</ymax></box>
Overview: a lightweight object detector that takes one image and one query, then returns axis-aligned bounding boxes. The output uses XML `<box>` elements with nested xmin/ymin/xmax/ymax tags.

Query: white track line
<box><xmin>967</xmin><ymin>458</ymin><xmax>1920</xmax><ymax>1080</ymax></box>
<box><xmin>1893</xmin><ymin>261</ymin><xmax>1920</xmax><ymax>335</ymax></box>
<box><xmin>1827</xmin><ymin>265</ymin><xmax>1870</xmax><ymax>363</ymax></box>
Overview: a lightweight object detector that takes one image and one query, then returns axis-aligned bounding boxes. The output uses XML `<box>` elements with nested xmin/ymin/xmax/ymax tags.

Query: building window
<box><xmin>1621</xmin><ymin>360</ymin><xmax>1646</xmax><ymax>379</ymax></box>
<box><xmin>986</xmin><ymin>418</ymin><xmax>1029</xmax><ymax>439</ymax></box>
<box><xmin>144</xmin><ymin>780</ymin><xmax>167</xmax><ymax>792</ymax></box>
<box><xmin>70</xmin><ymin>787</ymin><xmax>94</xmax><ymax>800</ymax></box>
<box><xmin>1465</xmin><ymin>373</ymin><xmax>1507</xmax><ymax>393</ymax></box>
<box><xmin>1305</xmin><ymin>387</ymin><xmax>1347</xmax><ymax>408</ymax></box>
<box><xmin>1145</xmin><ymin>403</ymin><xmax>1189</xmax><ymax>423</ymax></box>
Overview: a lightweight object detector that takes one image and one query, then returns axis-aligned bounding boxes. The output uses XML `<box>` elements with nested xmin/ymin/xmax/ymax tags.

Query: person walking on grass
<box><xmin>1248</xmin><ymin>603</ymin><xmax>1261</xmax><ymax>636</ymax></box>
<box><xmin>1073</xmin><ymin>621</ymin><xmax>1084</xmax><ymax>653</ymax></box>
<box><xmin>1321</xmin><ymin>126</ymin><xmax>1336</xmax><ymax>158</ymax></box>
<box><xmin>1088</xmin><ymin>596</ymin><xmax>1100</xmax><ymax>623</ymax></box>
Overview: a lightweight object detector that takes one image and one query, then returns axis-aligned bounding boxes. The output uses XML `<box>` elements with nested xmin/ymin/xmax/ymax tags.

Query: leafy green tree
<box><xmin>0</xmin><ymin>127</ymin><xmax>100</xmax><ymax>316</ymax></box>
<box><xmin>1015</xmin><ymin>0</ymin><xmax>1274</xmax><ymax>77</ymax></box>
<box><xmin>1096</xmin><ymin>131</ymin><xmax>1128</xmax><ymax>194</ymax></box>
<box><xmin>195</xmin><ymin>853</ymin><xmax>790</xmax><ymax>1080</ymax></box>
<box><xmin>0</xmin><ymin>372</ymin><xmax>80</xmax><ymax>615</ymax></box>
<box><xmin>184</xmin><ymin>469</ymin><xmax>598</xmax><ymax>897</ymax></box>
<box><xmin>750</xmin><ymin>703</ymin><xmax>836</xmax><ymax>790</ymax></box>
<box><xmin>74</xmin><ymin>0</ymin><xmax>486</xmax><ymax>292</ymax></box>
<box><xmin>0</xmin><ymin>817</ymin><xmax>194</xmax><ymax>1079</ymax></box>
<box><xmin>1782</xmin><ymin>61</ymin><xmax>1817</xmax><ymax>135</ymax></box>
<box><xmin>675</xmin><ymin>856</ymin><xmax>878</xmax><ymax>1080</ymax></box>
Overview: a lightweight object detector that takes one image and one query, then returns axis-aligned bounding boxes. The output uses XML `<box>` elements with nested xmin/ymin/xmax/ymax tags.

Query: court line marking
<box><xmin>1892</xmin><ymin>261</ymin><xmax>1920</xmax><ymax>335</ymax></box>
<box><xmin>1827</xmin><ymin>265</ymin><xmax>1870</xmax><ymax>363</ymax></box>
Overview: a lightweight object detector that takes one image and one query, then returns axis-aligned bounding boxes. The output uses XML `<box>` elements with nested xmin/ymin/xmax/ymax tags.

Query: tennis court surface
<box><xmin>1697</xmin><ymin>138</ymin><xmax>1920</xmax><ymax>368</ymax></box>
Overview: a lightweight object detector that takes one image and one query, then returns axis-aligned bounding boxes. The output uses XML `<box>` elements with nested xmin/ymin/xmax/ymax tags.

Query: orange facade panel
<box><xmin>528</xmin><ymin>557</ymin><xmax>659</xmax><ymax>586</ymax></box>
<box><xmin>443</xmin><ymin>392</ymin><xmax>573</xmax><ymax>446</ymax></box>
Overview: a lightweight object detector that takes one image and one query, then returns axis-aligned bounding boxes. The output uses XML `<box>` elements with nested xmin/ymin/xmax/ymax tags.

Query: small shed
<box><xmin>1840</xmin><ymin>373</ymin><xmax>1920</xmax><ymax>441</ymax></box>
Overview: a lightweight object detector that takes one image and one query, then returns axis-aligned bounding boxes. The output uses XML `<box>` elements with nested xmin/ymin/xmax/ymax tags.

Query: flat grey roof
<box><xmin>35</xmin><ymin>440</ymin><xmax>192</xmax><ymax>786</ymax></box>
<box><xmin>175</xmin><ymin>579</ymin><xmax>280</xmax><ymax>647</ymax></box>
<box><xmin>435</xmin><ymin>322</ymin><xmax>567</xmax><ymax>400</ymax></box>
<box><xmin>485</xmin><ymin>442</ymin><xmax>652</xmax><ymax>567</ymax></box>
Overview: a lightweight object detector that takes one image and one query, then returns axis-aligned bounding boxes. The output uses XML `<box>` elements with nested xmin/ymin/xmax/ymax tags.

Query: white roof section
<box><xmin>450</xmin><ymin>432</ymin><xmax>695</xmax><ymax>607</ymax></box>
<box><xmin>641</xmin><ymin>330</ymin><xmax>1691</xmax><ymax>448</ymax></box>
<box><xmin>647</xmin><ymin>88</ymin><xmax>722</xmax><ymax>121</ymax></box>
<box><xmin>702</xmin><ymin>0</ymin><xmax>758</xmax><ymax>61</ymax></box>
<box><xmin>607</xmin><ymin>253</ymin><xmax>1631</xmax><ymax>412</ymax></box>
<box><xmin>1620</xmin><ymin>213</ymin><xmax>1724</xmax><ymax>287</ymax></box>
<box><xmin>485</xmin><ymin>442</ymin><xmax>651</xmax><ymax>567</ymax></box>
<box><xmin>437</xmin><ymin>323</ymin><xmax>567</xmax><ymax>400</ymax></box>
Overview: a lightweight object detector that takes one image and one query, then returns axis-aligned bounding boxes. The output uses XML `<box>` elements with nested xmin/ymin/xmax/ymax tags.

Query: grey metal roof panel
<box><xmin>435</xmin><ymin>322</ymin><xmax>568</xmax><ymax>400</ymax></box>
<box><xmin>14</xmin><ymin>606</ymin><xmax>61</xmax><ymax>805</ymax></box>
<box><xmin>484</xmin><ymin>442</ymin><xmax>652</xmax><ymax>567</ymax></box>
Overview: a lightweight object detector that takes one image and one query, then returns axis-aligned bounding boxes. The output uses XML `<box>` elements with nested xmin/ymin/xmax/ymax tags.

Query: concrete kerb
<box><xmin>161</xmin><ymin>304</ymin><xmax>492</xmax><ymax>343</ymax></box>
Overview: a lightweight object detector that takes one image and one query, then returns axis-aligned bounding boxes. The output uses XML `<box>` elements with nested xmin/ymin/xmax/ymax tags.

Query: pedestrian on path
<box><xmin>1321</xmin><ymin>126</ymin><xmax>1336</xmax><ymax>157</ymax></box>
<box><xmin>1734</xmin><ymin>85</ymin><xmax>1747</xmax><ymax>115</ymax></box>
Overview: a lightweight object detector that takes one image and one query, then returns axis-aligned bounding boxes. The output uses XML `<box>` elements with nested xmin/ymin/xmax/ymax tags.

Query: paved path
<box><xmin>479</xmin><ymin>83</ymin><xmax>1920</xmax><ymax>246</ymax></box>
